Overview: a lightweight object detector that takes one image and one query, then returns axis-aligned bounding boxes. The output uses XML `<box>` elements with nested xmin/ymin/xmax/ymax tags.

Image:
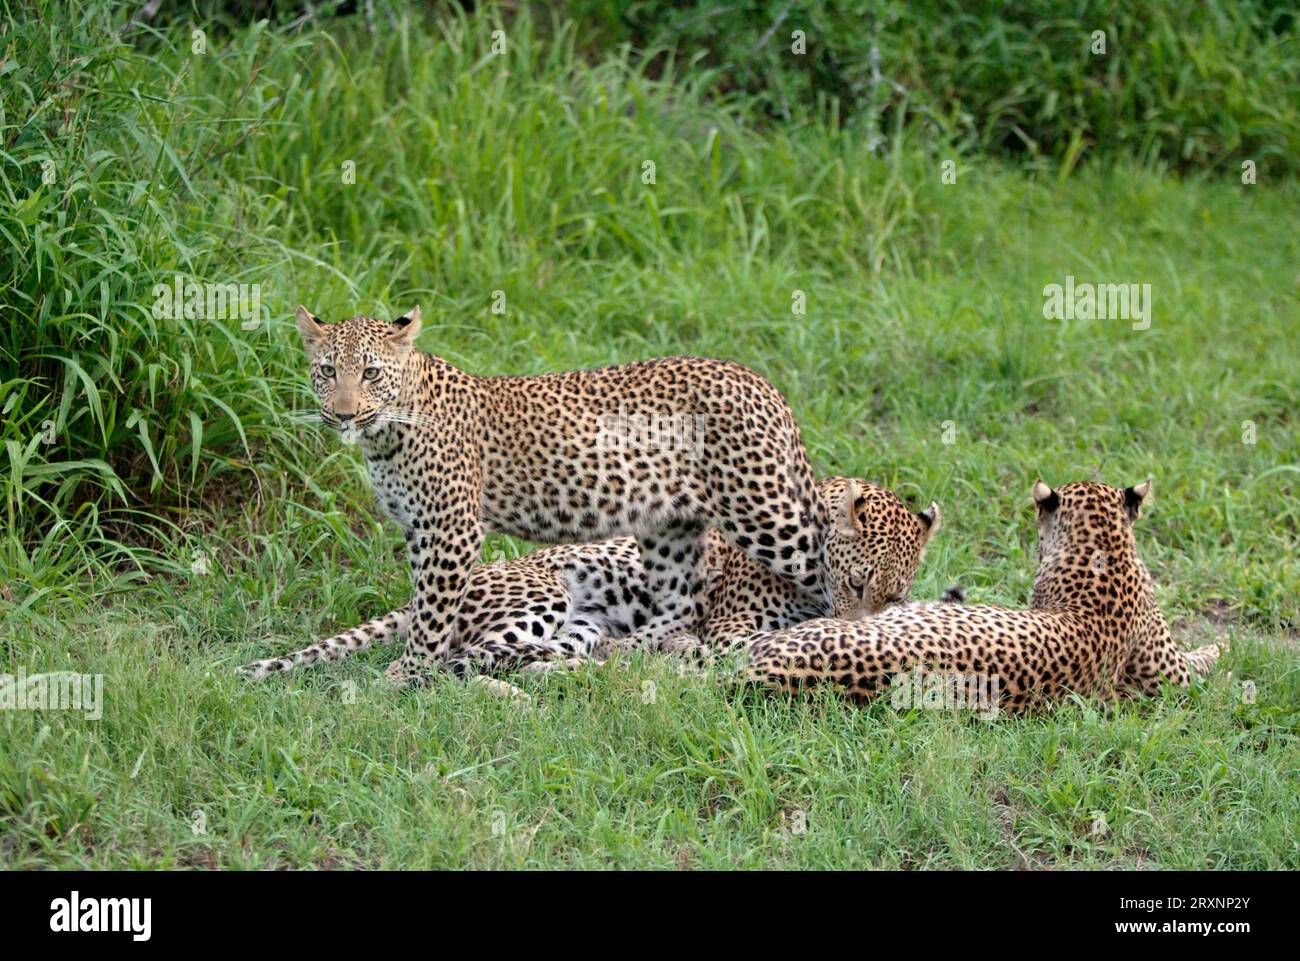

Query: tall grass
<box><xmin>1</xmin><ymin>1</ymin><xmax>931</xmax><ymax>586</ymax></box>
<box><xmin>576</xmin><ymin>0</ymin><xmax>1300</xmax><ymax>175</ymax></box>
<box><xmin>1</xmin><ymin>0</ymin><xmax>1297</xmax><ymax>632</ymax></box>
<box><xmin>1</xmin><ymin>2</ymin><xmax>309</xmax><ymax>592</ymax></box>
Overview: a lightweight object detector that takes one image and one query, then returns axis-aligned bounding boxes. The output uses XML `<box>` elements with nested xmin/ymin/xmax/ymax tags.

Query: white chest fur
<box><xmin>364</xmin><ymin>455</ymin><xmax>415</xmax><ymax>535</ymax></box>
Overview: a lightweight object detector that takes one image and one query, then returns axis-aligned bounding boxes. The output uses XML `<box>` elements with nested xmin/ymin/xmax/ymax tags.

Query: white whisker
<box><xmin>374</xmin><ymin>410</ymin><xmax>439</xmax><ymax>429</ymax></box>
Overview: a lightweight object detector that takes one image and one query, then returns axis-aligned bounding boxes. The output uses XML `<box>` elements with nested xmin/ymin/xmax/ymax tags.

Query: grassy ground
<box><xmin>1</xmin><ymin>9</ymin><xmax>1297</xmax><ymax>868</ymax></box>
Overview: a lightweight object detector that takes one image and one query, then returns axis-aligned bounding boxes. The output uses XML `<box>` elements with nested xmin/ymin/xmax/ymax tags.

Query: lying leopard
<box><xmin>284</xmin><ymin>305</ymin><xmax>833</xmax><ymax>686</ymax></box>
<box><xmin>599</xmin><ymin>478</ymin><xmax>941</xmax><ymax>662</ymax></box>
<box><xmin>239</xmin><ymin>477</ymin><xmax>941</xmax><ymax>681</ymax></box>
<box><xmin>745</xmin><ymin>480</ymin><xmax>1222</xmax><ymax>714</ymax></box>
<box><xmin>698</xmin><ymin>478</ymin><xmax>939</xmax><ymax>649</ymax></box>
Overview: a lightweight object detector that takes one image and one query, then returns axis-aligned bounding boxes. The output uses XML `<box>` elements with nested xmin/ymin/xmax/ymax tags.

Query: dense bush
<box><xmin>1</xmin><ymin>0</ymin><xmax>924</xmax><ymax>579</ymax></box>
<box><xmin>74</xmin><ymin>2</ymin><xmax>1300</xmax><ymax>174</ymax></box>
<box><xmin>575</xmin><ymin>0</ymin><xmax>1299</xmax><ymax>174</ymax></box>
<box><xmin>0</xmin><ymin>2</ymin><xmax>310</xmax><ymax>579</ymax></box>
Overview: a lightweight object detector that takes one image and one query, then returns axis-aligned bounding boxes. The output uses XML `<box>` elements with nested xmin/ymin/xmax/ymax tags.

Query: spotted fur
<box><xmin>247</xmin><ymin>306</ymin><xmax>832</xmax><ymax>686</ymax></box>
<box><xmin>745</xmin><ymin>480</ymin><xmax>1222</xmax><ymax>713</ymax></box>
<box><xmin>608</xmin><ymin>477</ymin><xmax>942</xmax><ymax>661</ymax></box>
<box><xmin>239</xmin><ymin>477</ymin><xmax>940</xmax><ymax>680</ymax></box>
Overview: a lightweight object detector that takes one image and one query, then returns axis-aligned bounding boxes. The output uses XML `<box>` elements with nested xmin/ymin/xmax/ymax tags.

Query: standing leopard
<box><xmin>276</xmin><ymin>305</ymin><xmax>832</xmax><ymax>686</ymax></box>
<box><xmin>745</xmin><ymin>480</ymin><xmax>1222</xmax><ymax>713</ymax></box>
<box><xmin>239</xmin><ymin>477</ymin><xmax>942</xmax><ymax>681</ymax></box>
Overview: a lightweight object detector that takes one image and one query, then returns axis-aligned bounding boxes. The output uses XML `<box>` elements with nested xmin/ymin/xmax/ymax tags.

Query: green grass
<box><xmin>574</xmin><ymin>0</ymin><xmax>1300</xmax><ymax>176</ymax></box>
<box><xmin>1</xmin><ymin>3</ymin><xmax>1297</xmax><ymax>868</ymax></box>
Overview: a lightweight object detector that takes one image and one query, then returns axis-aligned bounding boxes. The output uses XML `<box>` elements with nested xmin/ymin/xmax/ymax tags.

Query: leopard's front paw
<box><xmin>592</xmin><ymin>637</ymin><xmax>635</xmax><ymax>661</ymax></box>
<box><xmin>657</xmin><ymin>633</ymin><xmax>705</xmax><ymax>656</ymax></box>
<box><xmin>1185</xmin><ymin>642</ymin><xmax>1223</xmax><ymax>676</ymax></box>
<box><xmin>384</xmin><ymin>658</ymin><xmax>431</xmax><ymax>689</ymax></box>
<box><xmin>468</xmin><ymin>676</ymin><xmax>533</xmax><ymax>701</ymax></box>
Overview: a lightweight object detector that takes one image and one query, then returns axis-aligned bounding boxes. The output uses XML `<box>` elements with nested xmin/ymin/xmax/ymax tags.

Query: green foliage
<box><xmin>576</xmin><ymin>0</ymin><xmax>1299</xmax><ymax>174</ymax></box>
<box><xmin>0</xmin><ymin>610</ymin><xmax>1296</xmax><ymax>868</ymax></box>
<box><xmin>0</xmin><ymin>0</ymin><xmax>311</xmax><ymax>587</ymax></box>
<box><xmin>0</xmin><ymin>0</ymin><xmax>1295</xmax><ymax>869</ymax></box>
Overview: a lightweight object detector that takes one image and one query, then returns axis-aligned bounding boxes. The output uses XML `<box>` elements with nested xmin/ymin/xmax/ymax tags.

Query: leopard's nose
<box><xmin>336</xmin><ymin>411</ymin><xmax>356</xmax><ymax>422</ymax></box>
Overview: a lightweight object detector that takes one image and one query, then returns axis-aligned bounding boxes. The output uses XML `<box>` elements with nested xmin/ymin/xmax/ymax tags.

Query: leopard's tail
<box><xmin>236</xmin><ymin>605</ymin><xmax>411</xmax><ymax>680</ymax></box>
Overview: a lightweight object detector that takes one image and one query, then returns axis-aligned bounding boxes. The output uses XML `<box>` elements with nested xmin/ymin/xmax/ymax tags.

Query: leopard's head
<box><xmin>1030</xmin><ymin>478</ymin><xmax>1150</xmax><ymax>611</ymax></box>
<box><xmin>296</xmin><ymin>305</ymin><xmax>421</xmax><ymax>444</ymax></box>
<box><xmin>821</xmin><ymin>477</ymin><xmax>941</xmax><ymax>618</ymax></box>
<box><xmin>1032</xmin><ymin>478</ymin><xmax>1147</xmax><ymax>565</ymax></box>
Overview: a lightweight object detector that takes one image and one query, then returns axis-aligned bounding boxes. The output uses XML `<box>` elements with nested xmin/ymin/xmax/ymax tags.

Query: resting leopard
<box><xmin>239</xmin><ymin>477</ymin><xmax>942</xmax><ymax>681</ymax></box>
<box><xmin>745</xmin><ymin>479</ymin><xmax>1223</xmax><ymax>714</ymax></box>
<box><xmin>599</xmin><ymin>478</ymin><xmax>942</xmax><ymax>662</ymax></box>
<box><xmin>257</xmin><ymin>305</ymin><xmax>834</xmax><ymax>686</ymax></box>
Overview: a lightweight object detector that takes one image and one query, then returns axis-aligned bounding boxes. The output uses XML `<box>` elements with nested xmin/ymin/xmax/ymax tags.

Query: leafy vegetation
<box><xmin>574</xmin><ymin>0</ymin><xmax>1299</xmax><ymax>174</ymax></box>
<box><xmin>0</xmin><ymin>0</ymin><xmax>1295</xmax><ymax>868</ymax></box>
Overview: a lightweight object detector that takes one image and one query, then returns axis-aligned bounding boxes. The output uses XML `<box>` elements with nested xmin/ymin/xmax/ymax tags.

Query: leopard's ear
<box><xmin>296</xmin><ymin>306</ymin><xmax>326</xmax><ymax>350</ymax></box>
<box><xmin>1032</xmin><ymin>479</ymin><xmax>1059</xmax><ymax>512</ymax></box>
<box><xmin>1124</xmin><ymin>479</ymin><xmax>1151</xmax><ymax>520</ymax></box>
<box><xmin>836</xmin><ymin>479</ymin><xmax>863</xmax><ymax>536</ymax></box>
<box><xmin>389</xmin><ymin>304</ymin><xmax>421</xmax><ymax>344</ymax></box>
<box><xmin>917</xmin><ymin>502</ymin><xmax>941</xmax><ymax>540</ymax></box>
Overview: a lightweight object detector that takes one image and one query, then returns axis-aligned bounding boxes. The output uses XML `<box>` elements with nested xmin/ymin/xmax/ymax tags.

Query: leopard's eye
<box><xmin>362</xmin><ymin>367</ymin><xmax>381</xmax><ymax>381</ymax></box>
<box><xmin>320</xmin><ymin>364</ymin><xmax>336</xmax><ymax>378</ymax></box>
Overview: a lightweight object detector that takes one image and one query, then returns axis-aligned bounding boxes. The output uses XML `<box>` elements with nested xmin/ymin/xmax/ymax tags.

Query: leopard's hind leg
<box><xmin>441</xmin><ymin>563</ymin><xmax>612</xmax><ymax>678</ymax></box>
<box><xmin>444</xmin><ymin>618</ymin><xmax>603</xmax><ymax>677</ymax></box>
<box><xmin>599</xmin><ymin>520</ymin><xmax>708</xmax><ymax>654</ymax></box>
